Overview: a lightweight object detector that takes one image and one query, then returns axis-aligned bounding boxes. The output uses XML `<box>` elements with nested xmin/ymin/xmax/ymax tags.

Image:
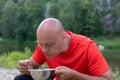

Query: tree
<box><xmin>15</xmin><ymin>0</ymin><xmax>47</xmax><ymax>42</ymax></box>
<box><xmin>50</xmin><ymin>0</ymin><xmax>103</xmax><ymax>37</ymax></box>
<box><xmin>0</xmin><ymin>0</ymin><xmax>17</xmax><ymax>39</ymax></box>
<box><xmin>0</xmin><ymin>0</ymin><xmax>47</xmax><ymax>41</ymax></box>
<box><xmin>113</xmin><ymin>2</ymin><xmax>120</xmax><ymax>17</ymax></box>
<box><xmin>0</xmin><ymin>0</ymin><xmax>6</xmax><ymax>37</ymax></box>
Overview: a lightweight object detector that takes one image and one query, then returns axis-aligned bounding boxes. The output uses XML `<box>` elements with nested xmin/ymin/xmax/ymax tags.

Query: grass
<box><xmin>113</xmin><ymin>70</ymin><xmax>120</xmax><ymax>80</ymax></box>
<box><xmin>0</xmin><ymin>47</ymin><xmax>32</xmax><ymax>68</ymax></box>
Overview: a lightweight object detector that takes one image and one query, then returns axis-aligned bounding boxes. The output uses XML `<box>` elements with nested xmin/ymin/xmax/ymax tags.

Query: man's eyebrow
<box><xmin>46</xmin><ymin>42</ymin><xmax>54</xmax><ymax>45</ymax></box>
<box><xmin>36</xmin><ymin>40</ymin><xmax>54</xmax><ymax>45</ymax></box>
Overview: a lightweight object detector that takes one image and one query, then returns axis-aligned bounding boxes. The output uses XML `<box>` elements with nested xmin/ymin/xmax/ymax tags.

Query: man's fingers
<box><xmin>17</xmin><ymin>65</ymin><xmax>30</xmax><ymax>75</ymax></box>
<box><xmin>58</xmin><ymin>74</ymin><xmax>65</xmax><ymax>80</ymax></box>
<box><xmin>18</xmin><ymin>59</ymin><xmax>33</xmax><ymax>70</ymax></box>
<box><xmin>17</xmin><ymin>66</ymin><xmax>28</xmax><ymax>71</ymax></box>
<box><xmin>18</xmin><ymin>60</ymin><xmax>29</xmax><ymax>66</ymax></box>
<box><xmin>55</xmin><ymin>66</ymin><xmax>63</xmax><ymax>74</ymax></box>
<box><xmin>17</xmin><ymin>61</ymin><xmax>29</xmax><ymax>72</ymax></box>
<box><xmin>55</xmin><ymin>66</ymin><xmax>66</xmax><ymax>78</ymax></box>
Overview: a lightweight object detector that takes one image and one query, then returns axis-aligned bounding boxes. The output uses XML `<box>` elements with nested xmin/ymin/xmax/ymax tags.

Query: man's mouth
<box><xmin>45</xmin><ymin>53</ymin><xmax>50</xmax><ymax>57</ymax></box>
<box><xmin>45</xmin><ymin>54</ymin><xmax>54</xmax><ymax>58</ymax></box>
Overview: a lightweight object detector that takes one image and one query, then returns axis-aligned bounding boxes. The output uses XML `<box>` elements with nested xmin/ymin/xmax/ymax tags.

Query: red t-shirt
<box><xmin>32</xmin><ymin>31</ymin><xmax>109</xmax><ymax>77</ymax></box>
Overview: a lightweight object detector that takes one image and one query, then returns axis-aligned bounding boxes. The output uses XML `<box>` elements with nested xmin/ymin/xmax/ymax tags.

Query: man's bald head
<box><xmin>37</xmin><ymin>18</ymin><xmax>64</xmax><ymax>34</ymax></box>
<box><xmin>36</xmin><ymin>18</ymin><xmax>65</xmax><ymax>44</ymax></box>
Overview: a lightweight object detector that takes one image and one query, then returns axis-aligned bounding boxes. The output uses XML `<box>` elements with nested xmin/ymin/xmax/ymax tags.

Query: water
<box><xmin>44</xmin><ymin>2</ymin><xmax>50</xmax><ymax>18</ymax></box>
<box><xmin>0</xmin><ymin>41</ymin><xmax>36</xmax><ymax>55</ymax></box>
<box><xmin>99</xmin><ymin>0</ymin><xmax>111</xmax><ymax>11</ymax></box>
<box><xmin>106</xmin><ymin>0</ymin><xmax>111</xmax><ymax>10</ymax></box>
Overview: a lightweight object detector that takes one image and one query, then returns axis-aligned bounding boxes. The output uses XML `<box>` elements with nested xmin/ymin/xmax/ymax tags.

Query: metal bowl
<box><xmin>28</xmin><ymin>68</ymin><xmax>55</xmax><ymax>80</ymax></box>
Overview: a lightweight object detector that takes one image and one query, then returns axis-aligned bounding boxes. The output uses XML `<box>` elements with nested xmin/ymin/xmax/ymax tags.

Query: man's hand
<box><xmin>55</xmin><ymin>66</ymin><xmax>75</xmax><ymax>80</ymax></box>
<box><xmin>17</xmin><ymin>59</ymin><xmax>33</xmax><ymax>75</ymax></box>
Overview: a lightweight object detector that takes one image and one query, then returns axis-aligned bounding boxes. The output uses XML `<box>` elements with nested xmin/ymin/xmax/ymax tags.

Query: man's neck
<box><xmin>62</xmin><ymin>33</ymin><xmax>71</xmax><ymax>53</ymax></box>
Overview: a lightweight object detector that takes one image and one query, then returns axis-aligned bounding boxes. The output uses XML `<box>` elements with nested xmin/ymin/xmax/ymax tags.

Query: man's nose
<box><xmin>41</xmin><ymin>46</ymin><xmax>48</xmax><ymax>53</ymax></box>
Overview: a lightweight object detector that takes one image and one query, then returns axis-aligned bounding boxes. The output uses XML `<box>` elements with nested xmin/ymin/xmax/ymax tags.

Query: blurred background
<box><xmin>0</xmin><ymin>0</ymin><xmax>120</xmax><ymax>79</ymax></box>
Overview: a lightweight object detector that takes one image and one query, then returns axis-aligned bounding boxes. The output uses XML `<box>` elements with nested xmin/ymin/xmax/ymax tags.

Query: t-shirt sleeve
<box><xmin>32</xmin><ymin>44</ymin><xmax>46</xmax><ymax>65</ymax></box>
<box><xmin>87</xmin><ymin>41</ymin><xmax>109</xmax><ymax>76</ymax></box>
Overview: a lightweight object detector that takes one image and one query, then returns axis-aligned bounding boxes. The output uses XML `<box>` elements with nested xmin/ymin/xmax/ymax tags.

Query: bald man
<box><xmin>14</xmin><ymin>18</ymin><xmax>114</xmax><ymax>80</ymax></box>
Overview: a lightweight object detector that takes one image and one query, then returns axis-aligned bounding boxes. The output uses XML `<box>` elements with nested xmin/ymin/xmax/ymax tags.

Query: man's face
<box><xmin>37</xmin><ymin>31</ymin><xmax>63</xmax><ymax>58</ymax></box>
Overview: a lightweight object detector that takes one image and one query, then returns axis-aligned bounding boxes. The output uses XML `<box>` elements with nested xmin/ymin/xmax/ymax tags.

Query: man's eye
<box><xmin>39</xmin><ymin>44</ymin><xmax>43</xmax><ymax>47</ymax></box>
<box><xmin>46</xmin><ymin>44</ymin><xmax>52</xmax><ymax>47</ymax></box>
<box><xmin>46</xmin><ymin>43</ymin><xmax>55</xmax><ymax>47</ymax></box>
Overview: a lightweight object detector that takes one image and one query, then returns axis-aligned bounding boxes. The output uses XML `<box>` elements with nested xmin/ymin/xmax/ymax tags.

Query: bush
<box><xmin>113</xmin><ymin>71</ymin><xmax>120</xmax><ymax>80</ymax></box>
<box><xmin>0</xmin><ymin>47</ymin><xmax>32</xmax><ymax>68</ymax></box>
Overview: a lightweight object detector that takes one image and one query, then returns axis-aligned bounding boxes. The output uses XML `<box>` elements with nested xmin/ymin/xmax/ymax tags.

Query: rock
<box><xmin>98</xmin><ymin>45</ymin><xmax>105</xmax><ymax>51</ymax></box>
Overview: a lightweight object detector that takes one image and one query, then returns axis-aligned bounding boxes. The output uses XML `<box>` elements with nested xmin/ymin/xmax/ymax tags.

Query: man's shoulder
<box><xmin>71</xmin><ymin>32</ymin><xmax>93</xmax><ymax>44</ymax></box>
<box><xmin>66</xmin><ymin>31</ymin><xmax>91</xmax><ymax>41</ymax></box>
<box><xmin>66</xmin><ymin>31</ymin><xmax>96</xmax><ymax>48</ymax></box>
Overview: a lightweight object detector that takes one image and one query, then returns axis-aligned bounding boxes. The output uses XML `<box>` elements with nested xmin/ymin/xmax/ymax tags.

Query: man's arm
<box><xmin>72</xmin><ymin>69</ymin><xmax>114</xmax><ymax>80</ymax></box>
<box><xmin>30</xmin><ymin>57</ymin><xmax>41</xmax><ymax>69</ymax></box>
<box><xmin>55</xmin><ymin>66</ymin><xmax>114</xmax><ymax>80</ymax></box>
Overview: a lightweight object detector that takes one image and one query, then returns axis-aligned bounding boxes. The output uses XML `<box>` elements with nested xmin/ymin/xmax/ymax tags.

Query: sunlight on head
<box><xmin>37</xmin><ymin>18</ymin><xmax>62</xmax><ymax>33</ymax></box>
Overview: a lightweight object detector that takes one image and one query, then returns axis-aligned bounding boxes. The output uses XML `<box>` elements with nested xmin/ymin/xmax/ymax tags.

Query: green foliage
<box><xmin>0</xmin><ymin>47</ymin><xmax>32</xmax><ymax>68</ymax></box>
<box><xmin>50</xmin><ymin>0</ymin><xmax>103</xmax><ymax>37</ymax></box>
<box><xmin>114</xmin><ymin>29</ymin><xmax>120</xmax><ymax>36</ymax></box>
<box><xmin>113</xmin><ymin>71</ymin><xmax>120</xmax><ymax>80</ymax></box>
<box><xmin>0</xmin><ymin>0</ymin><xmax>120</xmax><ymax>41</ymax></box>
<box><xmin>0</xmin><ymin>0</ymin><xmax>17</xmax><ymax>39</ymax></box>
<box><xmin>15</xmin><ymin>0</ymin><xmax>46</xmax><ymax>42</ymax></box>
<box><xmin>102</xmin><ymin>48</ymin><xmax>120</xmax><ymax>67</ymax></box>
<box><xmin>0</xmin><ymin>38</ymin><xmax>36</xmax><ymax>56</ymax></box>
<box><xmin>0</xmin><ymin>0</ymin><xmax>46</xmax><ymax>41</ymax></box>
<box><xmin>49</xmin><ymin>1</ymin><xmax>59</xmax><ymax>18</ymax></box>
<box><xmin>113</xmin><ymin>2</ymin><xmax>120</xmax><ymax>17</ymax></box>
<box><xmin>95</xmin><ymin>37</ymin><xmax>120</xmax><ymax>49</ymax></box>
<box><xmin>94</xmin><ymin>37</ymin><xmax>120</xmax><ymax>70</ymax></box>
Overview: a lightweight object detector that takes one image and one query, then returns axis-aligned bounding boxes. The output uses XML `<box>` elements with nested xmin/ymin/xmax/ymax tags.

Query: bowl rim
<box><xmin>28</xmin><ymin>68</ymin><xmax>55</xmax><ymax>72</ymax></box>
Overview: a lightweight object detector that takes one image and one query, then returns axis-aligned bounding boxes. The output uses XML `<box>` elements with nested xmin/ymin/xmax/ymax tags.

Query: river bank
<box><xmin>0</xmin><ymin>67</ymin><xmax>19</xmax><ymax>80</ymax></box>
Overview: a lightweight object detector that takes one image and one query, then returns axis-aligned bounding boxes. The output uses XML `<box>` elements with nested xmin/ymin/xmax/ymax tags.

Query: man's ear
<box><xmin>63</xmin><ymin>32</ymin><xmax>66</xmax><ymax>39</ymax></box>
